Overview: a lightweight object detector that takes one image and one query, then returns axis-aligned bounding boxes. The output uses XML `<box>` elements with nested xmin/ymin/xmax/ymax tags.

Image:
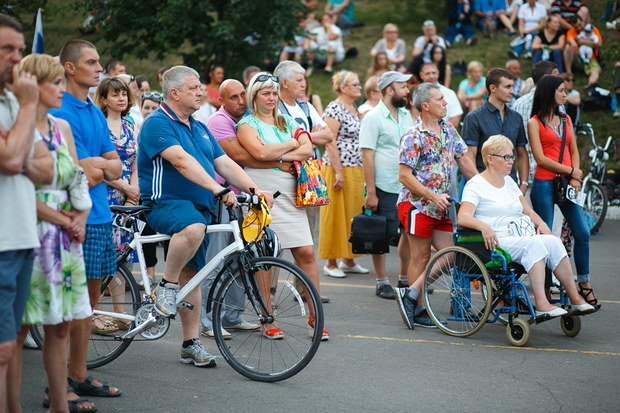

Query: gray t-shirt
<box><xmin>0</xmin><ymin>89</ymin><xmax>40</xmax><ymax>252</ymax></box>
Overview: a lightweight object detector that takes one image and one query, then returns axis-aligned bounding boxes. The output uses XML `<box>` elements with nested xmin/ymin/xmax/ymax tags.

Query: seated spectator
<box><xmin>550</xmin><ymin>0</ymin><xmax>590</xmax><ymax>32</ymax></box>
<box><xmin>279</xmin><ymin>15</ymin><xmax>309</xmax><ymax>63</ymax></box>
<box><xmin>140</xmin><ymin>91</ymin><xmax>162</xmax><ymax>120</ymax></box>
<box><xmin>409</xmin><ymin>20</ymin><xmax>447</xmax><ymax>77</ymax></box>
<box><xmin>430</xmin><ymin>45</ymin><xmax>451</xmax><ymax>88</ymax></box>
<box><xmin>506</xmin><ymin>59</ymin><xmax>524</xmax><ymax>106</ymax></box>
<box><xmin>324</xmin><ymin>0</ymin><xmax>356</xmax><ymax>31</ymax></box>
<box><xmin>532</xmin><ymin>14</ymin><xmax>566</xmax><ymax>73</ymax></box>
<box><xmin>458</xmin><ymin>135</ymin><xmax>595</xmax><ymax>318</ymax></box>
<box><xmin>474</xmin><ymin>0</ymin><xmax>505</xmax><ymax>37</ymax></box>
<box><xmin>370</xmin><ymin>24</ymin><xmax>407</xmax><ymax>72</ymax></box>
<box><xmin>498</xmin><ymin>0</ymin><xmax>523</xmax><ymax>34</ymax></box>
<box><xmin>358</xmin><ymin>75</ymin><xmax>381</xmax><ymax>117</ymax></box>
<box><xmin>307</xmin><ymin>14</ymin><xmax>346</xmax><ymax>73</ymax></box>
<box><xmin>204</xmin><ymin>64</ymin><xmax>225</xmax><ymax>109</ymax></box>
<box><xmin>560</xmin><ymin>73</ymin><xmax>581</xmax><ymax>125</ymax></box>
<box><xmin>457</xmin><ymin>61</ymin><xmax>487</xmax><ymax>113</ymax></box>
<box><xmin>508</xmin><ymin>0</ymin><xmax>546</xmax><ymax>59</ymax></box>
<box><xmin>564</xmin><ymin>17</ymin><xmax>602</xmax><ymax>86</ymax></box>
<box><xmin>366</xmin><ymin>51</ymin><xmax>390</xmax><ymax>80</ymax></box>
<box><xmin>446</xmin><ymin>0</ymin><xmax>476</xmax><ymax>47</ymax></box>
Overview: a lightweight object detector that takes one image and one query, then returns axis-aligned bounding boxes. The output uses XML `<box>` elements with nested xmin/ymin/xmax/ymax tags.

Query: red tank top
<box><xmin>533</xmin><ymin>114</ymin><xmax>572</xmax><ymax>180</ymax></box>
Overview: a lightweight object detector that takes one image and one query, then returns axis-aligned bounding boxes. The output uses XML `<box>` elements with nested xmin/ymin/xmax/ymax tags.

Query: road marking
<box><xmin>343</xmin><ymin>334</ymin><xmax>620</xmax><ymax>357</ymax></box>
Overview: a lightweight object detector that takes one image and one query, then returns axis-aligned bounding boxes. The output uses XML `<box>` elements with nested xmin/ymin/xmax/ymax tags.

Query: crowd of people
<box><xmin>0</xmin><ymin>1</ymin><xmax>616</xmax><ymax>411</ymax></box>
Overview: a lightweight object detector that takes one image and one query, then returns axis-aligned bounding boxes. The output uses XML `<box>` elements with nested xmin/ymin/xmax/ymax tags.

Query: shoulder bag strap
<box><xmin>557</xmin><ymin>115</ymin><xmax>567</xmax><ymax>166</ymax></box>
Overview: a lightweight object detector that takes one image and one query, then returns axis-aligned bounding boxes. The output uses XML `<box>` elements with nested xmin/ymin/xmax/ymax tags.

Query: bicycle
<box><xmin>577</xmin><ymin>123</ymin><xmax>613</xmax><ymax>234</ymax></box>
<box><xmin>31</xmin><ymin>192</ymin><xmax>324</xmax><ymax>382</ymax></box>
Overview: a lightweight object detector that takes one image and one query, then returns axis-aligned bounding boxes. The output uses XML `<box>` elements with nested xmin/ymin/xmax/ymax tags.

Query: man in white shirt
<box><xmin>409</xmin><ymin>20</ymin><xmax>447</xmax><ymax>77</ymax></box>
<box><xmin>418</xmin><ymin>62</ymin><xmax>463</xmax><ymax>129</ymax></box>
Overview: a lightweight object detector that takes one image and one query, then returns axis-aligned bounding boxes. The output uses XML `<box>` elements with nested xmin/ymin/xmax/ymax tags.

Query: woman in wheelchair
<box><xmin>458</xmin><ymin>135</ymin><xmax>595</xmax><ymax>318</ymax></box>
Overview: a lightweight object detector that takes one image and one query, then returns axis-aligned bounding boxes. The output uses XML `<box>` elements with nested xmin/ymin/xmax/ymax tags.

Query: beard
<box><xmin>391</xmin><ymin>95</ymin><xmax>407</xmax><ymax>108</ymax></box>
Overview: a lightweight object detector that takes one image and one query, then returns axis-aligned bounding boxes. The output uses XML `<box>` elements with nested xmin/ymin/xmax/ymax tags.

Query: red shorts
<box><xmin>398</xmin><ymin>202</ymin><xmax>453</xmax><ymax>238</ymax></box>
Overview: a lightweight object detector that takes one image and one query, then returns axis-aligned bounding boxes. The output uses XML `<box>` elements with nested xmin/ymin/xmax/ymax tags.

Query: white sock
<box><xmin>398</xmin><ymin>274</ymin><xmax>408</xmax><ymax>283</ymax></box>
<box><xmin>376</xmin><ymin>277</ymin><xmax>390</xmax><ymax>286</ymax></box>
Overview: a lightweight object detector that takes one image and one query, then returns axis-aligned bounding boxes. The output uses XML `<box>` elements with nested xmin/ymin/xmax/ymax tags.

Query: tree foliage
<box><xmin>82</xmin><ymin>0</ymin><xmax>305</xmax><ymax>77</ymax></box>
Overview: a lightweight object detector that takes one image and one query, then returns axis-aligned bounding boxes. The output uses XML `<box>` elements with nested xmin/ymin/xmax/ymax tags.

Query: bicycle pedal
<box><xmin>178</xmin><ymin>301</ymin><xmax>194</xmax><ymax>311</ymax></box>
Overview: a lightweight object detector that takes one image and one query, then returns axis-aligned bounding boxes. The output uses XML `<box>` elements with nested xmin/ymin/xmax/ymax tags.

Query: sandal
<box><xmin>91</xmin><ymin>315</ymin><xmax>119</xmax><ymax>335</ymax></box>
<box><xmin>114</xmin><ymin>313</ymin><xmax>132</xmax><ymax>330</ymax></box>
<box><xmin>578</xmin><ymin>284</ymin><xmax>602</xmax><ymax>311</ymax></box>
<box><xmin>68</xmin><ymin>376</ymin><xmax>122</xmax><ymax>398</ymax></box>
<box><xmin>43</xmin><ymin>386</ymin><xmax>98</xmax><ymax>413</ymax></box>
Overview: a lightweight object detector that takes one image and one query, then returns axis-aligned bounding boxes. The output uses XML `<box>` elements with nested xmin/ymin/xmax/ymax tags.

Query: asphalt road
<box><xmin>22</xmin><ymin>220</ymin><xmax>620</xmax><ymax>412</ymax></box>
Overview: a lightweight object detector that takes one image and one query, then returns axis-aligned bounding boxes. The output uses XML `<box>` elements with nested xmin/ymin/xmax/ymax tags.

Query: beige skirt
<box><xmin>244</xmin><ymin>167</ymin><xmax>313</xmax><ymax>249</ymax></box>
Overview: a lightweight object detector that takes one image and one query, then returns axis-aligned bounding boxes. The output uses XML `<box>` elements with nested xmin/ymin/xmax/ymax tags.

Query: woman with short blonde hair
<box><xmin>457</xmin><ymin>60</ymin><xmax>486</xmax><ymax>113</ymax></box>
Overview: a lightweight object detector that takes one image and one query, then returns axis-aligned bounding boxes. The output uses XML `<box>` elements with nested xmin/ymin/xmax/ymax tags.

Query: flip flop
<box><xmin>43</xmin><ymin>386</ymin><xmax>97</xmax><ymax>413</ymax></box>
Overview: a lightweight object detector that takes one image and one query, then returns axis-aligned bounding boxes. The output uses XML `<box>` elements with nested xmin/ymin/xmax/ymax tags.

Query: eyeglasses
<box><xmin>346</xmin><ymin>83</ymin><xmax>362</xmax><ymax>87</ymax></box>
<box><xmin>256</xmin><ymin>74</ymin><xmax>279</xmax><ymax>83</ymax></box>
<box><xmin>491</xmin><ymin>154</ymin><xmax>516</xmax><ymax>162</ymax></box>
<box><xmin>143</xmin><ymin>91</ymin><xmax>162</xmax><ymax>102</ymax></box>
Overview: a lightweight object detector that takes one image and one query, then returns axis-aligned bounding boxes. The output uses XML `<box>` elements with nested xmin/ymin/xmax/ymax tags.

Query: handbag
<box><xmin>492</xmin><ymin>213</ymin><xmax>536</xmax><ymax>237</ymax></box>
<box><xmin>292</xmin><ymin>128</ymin><xmax>330</xmax><ymax>207</ymax></box>
<box><xmin>68</xmin><ymin>166</ymin><xmax>92</xmax><ymax>211</ymax></box>
<box><xmin>349</xmin><ymin>209</ymin><xmax>389</xmax><ymax>254</ymax></box>
<box><xmin>552</xmin><ymin>115</ymin><xmax>570</xmax><ymax>206</ymax></box>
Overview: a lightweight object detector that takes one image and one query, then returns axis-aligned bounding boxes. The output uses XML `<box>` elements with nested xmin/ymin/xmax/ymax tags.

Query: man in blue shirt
<box><xmin>139</xmin><ymin>65</ymin><xmax>270</xmax><ymax>367</ymax></box>
<box><xmin>51</xmin><ymin>39</ymin><xmax>123</xmax><ymax>409</ymax></box>
<box><xmin>462</xmin><ymin>68</ymin><xmax>529</xmax><ymax>193</ymax></box>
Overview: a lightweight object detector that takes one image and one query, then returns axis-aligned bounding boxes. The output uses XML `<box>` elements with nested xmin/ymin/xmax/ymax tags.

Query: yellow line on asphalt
<box><xmin>343</xmin><ymin>334</ymin><xmax>620</xmax><ymax>357</ymax></box>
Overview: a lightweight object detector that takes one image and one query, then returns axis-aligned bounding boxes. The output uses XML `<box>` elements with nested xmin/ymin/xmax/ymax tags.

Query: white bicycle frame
<box><xmin>95</xmin><ymin>209</ymin><xmax>247</xmax><ymax>339</ymax></box>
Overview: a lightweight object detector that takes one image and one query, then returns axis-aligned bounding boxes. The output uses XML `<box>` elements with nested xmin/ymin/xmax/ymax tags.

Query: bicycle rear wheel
<box><xmin>583</xmin><ymin>182</ymin><xmax>608</xmax><ymax>234</ymax></box>
<box><xmin>212</xmin><ymin>257</ymin><xmax>323</xmax><ymax>382</ymax></box>
<box><xmin>87</xmin><ymin>262</ymin><xmax>140</xmax><ymax>368</ymax></box>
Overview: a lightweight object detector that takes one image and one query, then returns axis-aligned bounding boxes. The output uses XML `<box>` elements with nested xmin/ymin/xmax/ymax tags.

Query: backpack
<box><xmin>583</xmin><ymin>87</ymin><xmax>612</xmax><ymax>112</ymax></box>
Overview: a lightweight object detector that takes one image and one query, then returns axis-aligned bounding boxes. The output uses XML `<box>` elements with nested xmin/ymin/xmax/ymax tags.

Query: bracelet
<box><xmin>570</xmin><ymin>167</ymin><xmax>574</xmax><ymax>177</ymax></box>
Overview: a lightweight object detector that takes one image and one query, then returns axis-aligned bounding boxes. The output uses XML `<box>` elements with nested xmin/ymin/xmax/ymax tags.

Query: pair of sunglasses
<box><xmin>255</xmin><ymin>74</ymin><xmax>279</xmax><ymax>83</ymax></box>
<box><xmin>143</xmin><ymin>91</ymin><xmax>162</xmax><ymax>102</ymax></box>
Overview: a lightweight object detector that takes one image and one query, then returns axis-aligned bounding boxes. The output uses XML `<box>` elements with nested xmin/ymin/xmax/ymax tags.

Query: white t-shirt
<box><xmin>518</xmin><ymin>3</ymin><xmax>547</xmax><ymax>32</ymax></box>
<box><xmin>461</xmin><ymin>174</ymin><xmax>523</xmax><ymax>231</ymax></box>
<box><xmin>438</xmin><ymin>84</ymin><xmax>464</xmax><ymax>120</ymax></box>
<box><xmin>311</xmin><ymin>25</ymin><xmax>345</xmax><ymax>60</ymax></box>
<box><xmin>357</xmin><ymin>102</ymin><xmax>375</xmax><ymax>115</ymax></box>
<box><xmin>129</xmin><ymin>104</ymin><xmax>144</xmax><ymax>128</ymax></box>
<box><xmin>193</xmin><ymin>102</ymin><xmax>217</xmax><ymax>125</ymax></box>
<box><xmin>413</xmin><ymin>36</ymin><xmax>447</xmax><ymax>63</ymax></box>
<box><xmin>280</xmin><ymin>101</ymin><xmax>326</xmax><ymax>132</ymax></box>
<box><xmin>0</xmin><ymin>90</ymin><xmax>41</xmax><ymax>252</ymax></box>
<box><xmin>506</xmin><ymin>0</ymin><xmax>523</xmax><ymax>14</ymax></box>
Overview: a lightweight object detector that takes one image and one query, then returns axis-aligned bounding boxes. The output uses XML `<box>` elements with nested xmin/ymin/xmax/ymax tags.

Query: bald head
<box><xmin>219</xmin><ymin>79</ymin><xmax>247</xmax><ymax>120</ymax></box>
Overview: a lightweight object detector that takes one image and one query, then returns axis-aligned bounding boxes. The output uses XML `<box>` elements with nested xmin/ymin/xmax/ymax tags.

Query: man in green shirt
<box><xmin>359</xmin><ymin>71</ymin><xmax>413</xmax><ymax>299</ymax></box>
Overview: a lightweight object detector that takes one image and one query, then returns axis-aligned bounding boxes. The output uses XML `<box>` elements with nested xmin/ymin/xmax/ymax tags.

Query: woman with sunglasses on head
<box><xmin>94</xmin><ymin>77</ymin><xmax>139</xmax><ymax>332</ymax></box>
<box><xmin>236</xmin><ymin>72</ymin><xmax>329</xmax><ymax>340</ymax></box>
<box><xmin>458</xmin><ymin>135</ymin><xmax>595</xmax><ymax>318</ymax></box>
<box><xmin>140</xmin><ymin>91</ymin><xmax>162</xmax><ymax>120</ymax></box>
<box><xmin>17</xmin><ymin>53</ymin><xmax>94</xmax><ymax>413</ymax></box>
<box><xmin>527</xmin><ymin>75</ymin><xmax>600</xmax><ymax>310</ymax></box>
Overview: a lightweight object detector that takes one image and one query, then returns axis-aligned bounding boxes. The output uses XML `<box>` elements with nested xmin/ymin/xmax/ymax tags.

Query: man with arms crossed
<box><xmin>0</xmin><ymin>14</ymin><xmax>53</xmax><ymax>411</ymax></box>
<box><xmin>139</xmin><ymin>66</ymin><xmax>271</xmax><ymax>366</ymax></box>
<box><xmin>395</xmin><ymin>83</ymin><xmax>476</xmax><ymax>329</ymax></box>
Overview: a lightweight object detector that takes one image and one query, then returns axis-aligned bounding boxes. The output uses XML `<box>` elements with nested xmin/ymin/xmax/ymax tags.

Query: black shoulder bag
<box><xmin>552</xmin><ymin>115</ymin><xmax>570</xmax><ymax>206</ymax></box>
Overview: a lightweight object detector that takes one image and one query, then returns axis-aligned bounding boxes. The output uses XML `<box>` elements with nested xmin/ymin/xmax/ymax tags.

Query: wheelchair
<box><xmin>422</xmin><ymin>228</ymin><xmax>584</xmax><ymax>347</ymax></box>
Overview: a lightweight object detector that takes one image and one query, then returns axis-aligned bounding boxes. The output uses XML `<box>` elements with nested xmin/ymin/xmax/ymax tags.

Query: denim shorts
<box><xmin>0</xmin><ymin>249</ymin><xmax>34</xmax><ymax>342</ymax></box>
<box><xmin>145</xmin><ymin>199</ymin><xmax>211</xmax><ymax>272</ymax></box>
<box><xmin>83</xmin><ymin>223</ymin><xmax>117</xmax><ymax>280</ymax></box>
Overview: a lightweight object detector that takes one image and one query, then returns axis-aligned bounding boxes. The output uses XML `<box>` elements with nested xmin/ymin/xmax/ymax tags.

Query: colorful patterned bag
<box><xmin>292</xmin><ymin>129</ymin><xmax>330</xmax><ymax>207</ymax></box>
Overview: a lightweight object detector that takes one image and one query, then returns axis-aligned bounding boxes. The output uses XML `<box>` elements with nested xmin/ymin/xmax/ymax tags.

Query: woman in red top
<box><xmin>528</xmin><ymin>75</ymin><xmax>599</xmax><ymax>310</ymax></box>
<box><xmin>204</xmin><ymin>64</ymin><xmax>224</xmax><ymax>108</ymax></box>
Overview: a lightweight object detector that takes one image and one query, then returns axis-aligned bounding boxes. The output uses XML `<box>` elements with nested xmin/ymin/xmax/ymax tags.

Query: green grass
<box><xmin>16</xmin><ymin>0</ymin><xmax>620</xmax><ymax>164</ymax></box>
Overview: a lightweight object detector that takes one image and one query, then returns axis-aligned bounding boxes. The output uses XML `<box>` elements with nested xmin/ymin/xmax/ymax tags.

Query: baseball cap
<box><xmin>377</xmin><ymin>71</ymin><xmax>412</xmax><ymax>90</ymax></box>
<box><xmin>423</xmin><ymin>20</ymin><xmax>435</xmax><ymax>27</ymax></box>
<box><xmin>583</xmin><ymin>23</ymin><xmax>593</xmax><ymax>32</ymax></box>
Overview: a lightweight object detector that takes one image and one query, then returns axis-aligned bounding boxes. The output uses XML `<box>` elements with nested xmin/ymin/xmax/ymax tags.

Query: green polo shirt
<box><xmin>359</xmin><ymin>100</ymin><xmax>413</xmax><ymax>194</ymax></box>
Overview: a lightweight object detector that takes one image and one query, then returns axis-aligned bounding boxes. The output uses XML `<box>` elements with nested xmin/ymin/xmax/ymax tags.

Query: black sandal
<box><xmin>68</xmin><ymin>376</ymin><xmax>123</xmax><ymax>398</ymax></box>
<box><xmin>43</xmin><ymin>386</ymin><xmax>98</xmax><ymax>413</ymax></box>
<box><xmin>578</xmin><ymin>284</ymin><xmax>602</xmax><ymax>311</ymax></box>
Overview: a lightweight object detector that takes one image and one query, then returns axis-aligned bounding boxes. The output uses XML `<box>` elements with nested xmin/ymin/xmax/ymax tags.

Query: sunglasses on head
<box><xmin>256</xmin><ymin>74</ymin><xmax>279</xmax><ymax>83</ymax></box>
<box><xmin>143</xmin><ymin>91</ymin><xmax>162</xmax><ymax>102</ymax></box>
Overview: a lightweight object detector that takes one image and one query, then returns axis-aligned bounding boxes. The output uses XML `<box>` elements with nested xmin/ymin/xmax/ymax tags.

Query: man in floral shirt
<box><xmin>394</xmin><ymin>82</ymin><xmax>477</xmax><ymax>330</ymax></box>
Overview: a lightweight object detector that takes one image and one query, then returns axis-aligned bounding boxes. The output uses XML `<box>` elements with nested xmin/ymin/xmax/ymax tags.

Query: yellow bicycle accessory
<box><xmin>242</xmin><ymin>195</ymin><xmax>272</xmax><ymax>242</ymax></box>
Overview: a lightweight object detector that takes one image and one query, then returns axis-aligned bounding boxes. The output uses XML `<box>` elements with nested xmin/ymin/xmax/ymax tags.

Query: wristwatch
<box><xmin>519</xmin><ymin>181</ymin><xmax>529</xmax><ymax>188</ymax></box>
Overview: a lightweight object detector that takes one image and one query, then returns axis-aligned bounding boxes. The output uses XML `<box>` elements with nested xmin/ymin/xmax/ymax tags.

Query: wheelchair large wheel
<box><xmin>212</xmin><ymin>257</ymin><xmax>323</xmax><ymax>382</ymax></box>
<box><xmin>506</xmin><ymin>317</ymin><xmax>530</xmax><ymax>347</ymax></box>
<box><xmin>560</xmin><ymin>315</ymin><xmax>581</xmax><ymax>337</ymax></box>
<box><xmin>423</xmin><ymin>246</ymin><xmax>493</xmax><ymax>337</ymax></box>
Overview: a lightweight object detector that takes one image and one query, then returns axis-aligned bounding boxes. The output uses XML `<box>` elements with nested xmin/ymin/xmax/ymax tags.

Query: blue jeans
<box><xmin>530</xmin><ymin>179</ymin><xmax>590</xmax><ymax>282</ymax></box>
<box><xmin>533</xmin><ymin>49</ymin><xmax>564</xmax><ymax>73</ymax></box>
<box><xmin>512</xmin><ymin>33</ymin><xmax>535</xmax><ymax>56</ymax></box>
<box><xmin>445</xmin><ymin>22</ymin><xmax>475</xmax><ymax>43</ymax></box>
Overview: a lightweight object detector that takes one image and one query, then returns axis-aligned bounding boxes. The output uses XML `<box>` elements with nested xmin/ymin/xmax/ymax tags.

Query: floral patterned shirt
<box><xmin>398</xmin><ymin>117</ymin><xmax>467</xmax><ymax>219</ymax></box>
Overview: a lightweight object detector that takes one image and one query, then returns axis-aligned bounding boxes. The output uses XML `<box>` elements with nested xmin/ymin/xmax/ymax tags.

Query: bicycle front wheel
<box><xmin>212</xmin><ymin>257</ymin><xmax>324</xmax><ymax>382</ymax></box>
<box><xmin>584</xmin><ymin>182</ymin><xmax>608</xmax><ymax>234</ymax></box>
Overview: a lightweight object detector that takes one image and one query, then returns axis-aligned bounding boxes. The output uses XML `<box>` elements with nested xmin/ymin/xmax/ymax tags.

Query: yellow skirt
<box><xmin>318</xmin><ymin>165</ymin><xmax>365</xmax><ymax>260</ymax></box>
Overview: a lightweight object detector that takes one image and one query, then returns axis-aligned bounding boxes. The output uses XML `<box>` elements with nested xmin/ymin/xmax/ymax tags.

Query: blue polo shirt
<box><xmin>138</xmin><ymin>102</ymin><xmax>225</xmax><ymax>210</ymax></box>
<box><xmin>51</xmin><ymin>92</ymin><xmax>115</xmax><ymax>225</ymax></box>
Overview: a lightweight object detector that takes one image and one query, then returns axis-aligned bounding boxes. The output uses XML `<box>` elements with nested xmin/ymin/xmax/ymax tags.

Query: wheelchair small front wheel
<box><xmin>560</xmin><ymin>315</ymin><xmax>581</xmax><ymax>337</ymax></box>
<box><xmin>506</xmin><ymin>317</ymin><xmax>530</xmax><ymax>347</ymax></box>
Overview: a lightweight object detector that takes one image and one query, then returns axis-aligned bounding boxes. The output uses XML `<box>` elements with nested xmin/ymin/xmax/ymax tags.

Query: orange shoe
<box><xmin>307</xmin><ymin>317</ymin><xmax>329</xmax><ymax>341</ymax></box>
<box><xmin>262</xmin><ymin>328</ymin><xmax>284</xmax><ymax>340</ymax></box>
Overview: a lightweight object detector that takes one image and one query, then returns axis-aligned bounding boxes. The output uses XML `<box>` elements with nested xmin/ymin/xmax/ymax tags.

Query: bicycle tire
<box><xmin>87</xmin><ymin>262</ymin><xmax>140</xmax><ymax>369</ymax></box>
<box><xmin>584</xmin><ymin>182</ymin><xmax>608</xmax><ymax>234</ymax></box>
<box><xmin>212</xmin><ymin>257</ymin><xmax>324</xmax><ymax>382</ymax></box>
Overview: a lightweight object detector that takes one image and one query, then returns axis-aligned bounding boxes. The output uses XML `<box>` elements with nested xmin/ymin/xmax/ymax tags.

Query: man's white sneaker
<box><xmin>201</xmin><ymin>328</ymin><xmax>232</xmax><ymax>340</ymax></box>
<box><xmin>323</xmin><ymin>265</ymin><xmax>346</xmax><ymax>278</ymax></box>
<box><xmin>225</xmin><ymin>321</ymin><xmax>260</xmax><ymax>331</ymax></box>
<box><xmin>338</xmin><ymin>262</ymin><xmax>370</xmax><ymax>274</ymax></box>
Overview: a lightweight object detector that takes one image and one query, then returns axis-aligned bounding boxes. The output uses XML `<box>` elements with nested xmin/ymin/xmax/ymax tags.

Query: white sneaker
<box><xmin>225</xmin><ymin>321</ymin><xmax>260</xmax><ymax>331</ymax></box>
<box><xmin>613</xmin><ymin>110</ymin><xmax>620</xmax><ymax>119</ymax></box>
<box><xmin>23</xmin><ymin>332</ymin><xmax>38</xmax><ymax>349</ymax></box>
<box><xmin>338</xmin><ymin>262</ymin><xmax>370</xmax><ymax>274</ymax></box>
<box><xmin>323</xmin><ymin>265</ymin><xmax>346</xmax><ymax>278</ymax></box>
<box><xmin>201</xmin><ymin>328</ymin><xmax>232</xmax><ymax>340</ymax></box>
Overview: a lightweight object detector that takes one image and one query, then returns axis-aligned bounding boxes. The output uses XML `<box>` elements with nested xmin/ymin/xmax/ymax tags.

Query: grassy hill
<box><xmin>14</xmin><ymin>0</ymin><xmax>620</xmax><ymax>164</ymax></box>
